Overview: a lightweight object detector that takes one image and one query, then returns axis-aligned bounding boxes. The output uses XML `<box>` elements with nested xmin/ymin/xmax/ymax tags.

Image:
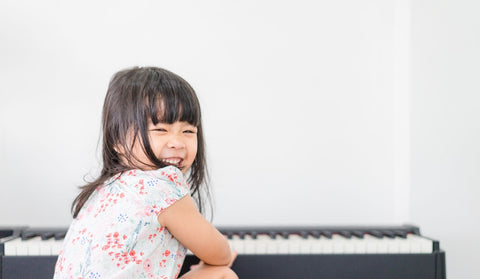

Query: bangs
<box><xmin>146</xmin><ymin>78</ymin><xmax>201</xmax><ymax>127</ymax></box>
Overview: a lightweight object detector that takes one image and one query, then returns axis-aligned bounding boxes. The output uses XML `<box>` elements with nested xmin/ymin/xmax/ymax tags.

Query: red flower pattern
<box><xmin>54</xmin><ymin>167</ymin><xmax>188</xmax><ymax>278</ymax></box>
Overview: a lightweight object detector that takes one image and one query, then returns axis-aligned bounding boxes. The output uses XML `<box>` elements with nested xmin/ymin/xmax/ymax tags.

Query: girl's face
<box><xmin>129</xmin><ymin>120</ymin><xmax>198</xmax><ymax>173</ymax></box>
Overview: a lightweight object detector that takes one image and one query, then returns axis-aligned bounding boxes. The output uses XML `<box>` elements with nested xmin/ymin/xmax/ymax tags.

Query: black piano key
<box><xmin>21</xmin><ymin>231</ymin><xmax>37</xmax><ymax>241</ymax></box>
<box><xmin>320</xmin><ymin>231</ymin><xmax>333</xmax><ymax>238</ymax></box>
<box><xmin>0</xmin><ymin>229</ymin><xmax>14</xmax><ymax>239</ymax></box>
<box><xmin>368</xmin><ymin>230</ymin><xmax>383</xmax><ymax>238</ymax></box>
<box><xmin>393</xmin><ymin>230</ymin><xmax>408</xmax><ymax>238</ymax></box>
<box><xmin>222</xmin><ymin>231</ymin><xmax>231</xmax><ymax>239</ymax></box>
<box><xmin>339</xmin><ymin>230</ymin><xmax>352</xmax><ymax>238</ymax></box>
<box><xmin>309</xmin><ymin>231</ymin><xmax>321</xmax><ymax>239</ymax></box>
<box><xmin>352</xmin><ymin>230</ymin><xmax>364</xmax><ymax>238</ymax></box>
<box><xmin>268</xmin><ymin>231</ymin><xmax>277</xmax><ymax>239</ymax></box>
<box><xmin>40</xmin><ymin>232</ymin><xmax>55</xmax><ymax>240</ymax></box>
<box><xmin>382</xmin><ymin>230</ymin><xmax>396</xmax><ymax>238</ymax></box>
<box><xmin>0</xmin><ymin>226</ymin><xmax>28</xmax><ymax>240</ymax></box>
<box><xmin>277</xmin><ymin>231</ymin><xmax>289</xmax><ymax>239</ymax></box>
<box><xmin>54</xmin><ymin>231</ymin><xmax>66</xmax><ymax>240</ymax></box>
<box><xmin>300</xmin><ymin>231</ymin><xmax>309</xmax><ymax>239</ymax></box>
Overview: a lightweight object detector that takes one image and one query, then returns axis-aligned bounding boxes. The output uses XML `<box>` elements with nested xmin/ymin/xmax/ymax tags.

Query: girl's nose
<box><xmin>167</xmin><ymin>135</ymin><xmax>185</xmax><ymax>149</ymax></box>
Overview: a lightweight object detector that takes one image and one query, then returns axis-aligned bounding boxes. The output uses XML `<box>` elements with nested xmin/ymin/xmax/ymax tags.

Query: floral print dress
<box><xmin>54</xmin><ymin>166</ymin><xmax>190</xmax><ymax>279</ymax></box>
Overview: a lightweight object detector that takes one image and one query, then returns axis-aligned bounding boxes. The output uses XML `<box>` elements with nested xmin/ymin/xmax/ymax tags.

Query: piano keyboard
<box><xmin>2</xmin><ymin>226</ymin><xmax>434</xmax><ymax>257</ymax></box>
<box><xmin>0</xmin><ymin>225</ymin><xmax>446</xmax><ymax>279</ymax></box>
<box><xmin>218</xmin><ymin>226</ymin><xmax>436</xmax><ymax>255</ymax></box>
<box><xmin>2</xmin><ymin>228</ymin><xmax>65</xmax><ymax>256</ymax></box>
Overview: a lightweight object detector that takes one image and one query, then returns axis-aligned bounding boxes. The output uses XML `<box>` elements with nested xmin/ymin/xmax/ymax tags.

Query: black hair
<box><xmin>72</xmin><ymin>66</ymin><xmax>209</xmax><ymax>218</ymax></box>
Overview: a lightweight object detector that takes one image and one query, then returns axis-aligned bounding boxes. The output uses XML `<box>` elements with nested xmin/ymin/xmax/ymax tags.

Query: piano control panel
<box><xmin>0</xmin><ymin>225</ymin><xmax>446</xmax><ymax>279</ymax></box>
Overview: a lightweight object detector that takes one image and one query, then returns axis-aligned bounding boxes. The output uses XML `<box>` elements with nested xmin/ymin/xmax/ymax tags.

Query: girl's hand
<box><xmin>190</xmin><ymin>251</ymin><xmax>237</xmax><ymax>270</ymax></box>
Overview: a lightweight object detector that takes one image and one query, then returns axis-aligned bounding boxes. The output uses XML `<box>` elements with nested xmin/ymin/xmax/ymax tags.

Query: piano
<box><xmin>1</xmin><ymin>225</ymin><xmax>446</xmax><ymax>279</ymax></box>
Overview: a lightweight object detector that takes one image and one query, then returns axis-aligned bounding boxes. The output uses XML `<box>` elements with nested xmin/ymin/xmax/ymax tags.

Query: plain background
<box><xmin>1</xmin><ymin>0</ymin><xmax>478</xmax><ymax>278</ymax></box>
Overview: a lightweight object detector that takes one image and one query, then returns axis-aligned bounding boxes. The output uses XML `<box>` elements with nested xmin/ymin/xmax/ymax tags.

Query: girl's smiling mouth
<box><xmin>160</xmin><ymin>157</ymin><xmax>184</xmax><ymax>168</ymax></box>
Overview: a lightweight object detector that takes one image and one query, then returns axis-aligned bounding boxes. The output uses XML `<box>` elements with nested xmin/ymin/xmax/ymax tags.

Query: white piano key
<box><xmin>398</xmin><ymin>237</ymin><xmax>411</xmax><ymax>253</ymax></box>
<box><xmin>4</xmin><ymin>237</ymin><xmax>21</xmax><ymax>255</ymax></box>
<box><xmin>265</xmin><ymin>239</ymin><xmax>279</xmax><ymax>254</ymax></box>
<box><xmin>39</xmin><ymin>238</ymin><xmax>56</xmax><ymax>255</ymax></box>
<box><xmin>299</xmin><ymin>236</ymin><xmax>313</xmax><ymax>254</ymax></box>
<box><xmin>243</xmin><ymin>235</ymin><xmax>256</xmax><ymax>254</ymax></box>
<box><xmin>351</xmin><ymin>236</ymin><xmax>367</xmax><ymax>253</ymax></box>
<box><xmin>288</xmin><ymin>234</ymin><xmax>302</xmax><ymax>254</ymax></box>
<box><xmin>52</xmin><ymin>239</ymin><xmax>64</xmax><ymax>255</ymax></box>
<box><xmin>376</xmin><ymin>238</ymin><xmax>389</xmax><ymax>253</ymax></box>
<box><xmin>409</xmin><ymin>239</ymin><xmax>422</xmax><ymax>253</ymax></box>
<box><xmin>276</xmin><ymin>236</ymin><xmax>290</xmax><ymax>254</ymax></box>
<box><xmin>389</xmin><ymin>238</ymin><xmax>400</xmax><ymax>254</ymax></box>
<box><xmin>253</xmin><ymin>235</ymin><xmax>266</xmax><ymax>254</ymax></box>
<box><xmin>331</xmin><ymin>234</ymin><xmax>347</xmax><ymax>254</ymax></box>
<box><xmin>363</xmin><ymin>234</ymin><xmax>389</xmax><ymax>254</ymax></box>
<box><xmin>386</xmin><ymin>237</ymin><xmax>403</xmax><ymax>254</ymax></box>
<box><xmin>256</xmin><ymin>234</ymin><xmax>275</xmax><ymax>254</ymax></box>
<box><xmin>294</xmin><ymin>234</ymin><xmax>316</xmax><ymax>254</ymax></box>
<box><xmin>407</xmin><ymin>234</ymin><xmax>433</xmax><ymax>253</ymax></box>
<box><xmin>301</xmin><ymin>236</ymin><xmax>316</xmax><ymax>254</ymax></box>
<box><xmin>16</xmin><ymin>238</ymin><xmax>30</xmax><ymax>255</ymax></box>
<box><xmin>420</xmin><ymin>239</ymin><xmax>433</xmax><ymax>253</ymax></box>
<box><xmin>308</xmin><ymin>236</ymin><xmax>323</xmax><ymax>254</ymax></box>
<box><xmin>343</xmin><ymin>236</ymin><xmax>357</xmax><ymax>254</ymax></box>
<box><xmin>30</xmin><ymin>237</ymin><xmax>42</xmax><ymax>255</ymax></box>
<box><xmin>229</xmin><ymin>234</ymin><xmax>244</xmax><ymax>254</ymax></box>
<box><xmin>363</xmin><ymin>234</ymin><xmax>380</xmax><ymax>253</ymax></box>
<box><xmin>319</xmin><ymin>236</ymin><xmax>334</xmax><ymax>254</ymax></box>
<box><xmin>25</xmin><ymin>236</ymin><xmax>43</xmax><ymax>255</ymax></box>
<box><xmin>17</xmin><ymin>239</ymin><xmax>30</xmax><ymax>255</ymax></box>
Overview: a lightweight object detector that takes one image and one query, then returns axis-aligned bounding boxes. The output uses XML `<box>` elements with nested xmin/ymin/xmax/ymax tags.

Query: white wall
<box><xmin>0</xmin><ymin>0</ymin><xmax>477</xmax><ymax>278</ymax></box>
<box><xmin>410</xmin><ymin>0</ymin><xmax>480</xmax><ymax>278</ymax></box>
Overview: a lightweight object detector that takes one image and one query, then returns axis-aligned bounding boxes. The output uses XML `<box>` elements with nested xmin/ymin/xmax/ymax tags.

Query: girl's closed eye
<box><xmin>149</xmin><ymin>123</ymin><xmax>168</xmax><ymax>133</ymax></box>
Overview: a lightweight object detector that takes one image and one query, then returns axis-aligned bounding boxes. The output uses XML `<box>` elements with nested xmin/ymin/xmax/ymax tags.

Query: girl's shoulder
<box><xmin>87</xmin><ymin>166</ymin><xmax>189</xmax><ymax>217</ymax></box>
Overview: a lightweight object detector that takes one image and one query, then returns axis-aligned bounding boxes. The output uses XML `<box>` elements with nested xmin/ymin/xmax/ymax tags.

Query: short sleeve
<box><xmin>140</xmin><ymin>166</ymin><xmax>190</xmax><ymax>216</ymax></box>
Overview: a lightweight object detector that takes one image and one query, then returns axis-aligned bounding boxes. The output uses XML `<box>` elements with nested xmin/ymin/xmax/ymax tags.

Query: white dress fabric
<box><xmin>54</xmin><ymin>166</ymin><xmax>190</xmax><ymax>279</ymax></box>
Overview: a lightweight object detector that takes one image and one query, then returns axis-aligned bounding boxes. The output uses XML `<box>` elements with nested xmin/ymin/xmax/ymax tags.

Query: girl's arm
<box><xmin>157</xmin><ymin>195</ymin><xmax>232</xmax><ymax>266</ymax></box>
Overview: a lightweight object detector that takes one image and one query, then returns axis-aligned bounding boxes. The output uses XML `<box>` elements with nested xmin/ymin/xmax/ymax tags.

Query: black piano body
<box><xmin>1</xmin><ymin>225</ymin><xmax>446</xmax><ymax>279</ymax></box>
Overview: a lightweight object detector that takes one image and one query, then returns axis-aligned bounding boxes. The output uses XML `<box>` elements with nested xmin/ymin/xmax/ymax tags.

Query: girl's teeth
<box><xmin>162</xmin><ymin>159</ymin><xmax>181</xmax><ymax>165</ymax></box>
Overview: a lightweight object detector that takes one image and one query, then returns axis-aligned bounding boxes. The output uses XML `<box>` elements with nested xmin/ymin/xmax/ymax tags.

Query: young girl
<box><xmin>54</xmin><ymin>66</ymin><xmax>237</xmax><ymax>279</ymax></box>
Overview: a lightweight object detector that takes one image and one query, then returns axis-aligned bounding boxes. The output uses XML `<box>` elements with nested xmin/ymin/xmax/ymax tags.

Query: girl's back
<box><xmin>55</xmin><ymin>167</ymin><xmax>190</xmax><ymax>278</ymax></box>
